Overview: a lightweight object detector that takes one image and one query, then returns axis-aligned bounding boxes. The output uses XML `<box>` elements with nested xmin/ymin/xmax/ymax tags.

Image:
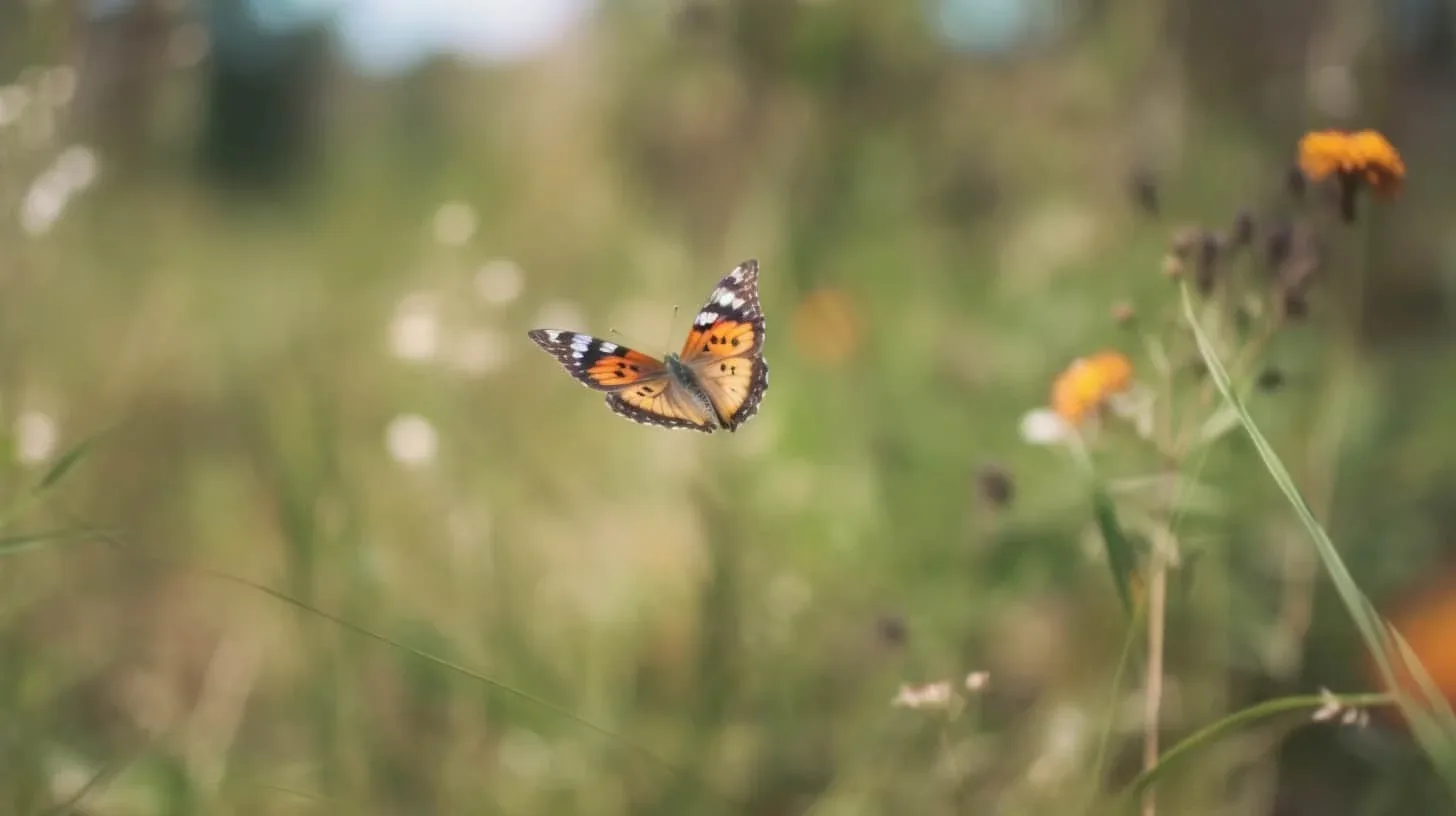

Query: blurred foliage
<box><xmin>2</xmin><ymin>0</ymin><xmax>1456</xmax><ymax>814</ymax></box>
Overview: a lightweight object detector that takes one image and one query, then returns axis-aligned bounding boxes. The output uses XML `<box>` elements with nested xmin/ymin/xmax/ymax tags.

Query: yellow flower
<box><xmin>1297</xmin><ymin>129</ymin><xmax>1406</xmax><ymax>215</ymax></box>
<box><xmin>1050</xmin><ymin>351</ymin><xmax>1133</xmax><ymax>425</ymax></box>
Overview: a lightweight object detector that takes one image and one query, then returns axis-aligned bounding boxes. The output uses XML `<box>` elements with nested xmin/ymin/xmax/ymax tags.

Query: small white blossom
<box><xmin>892</xmin><ymin>681</ymin><xmax>955</xmax><ymax>710</ymax></box>
<box><xmin>1019</xmin><ymin>407</ymin><xmax>1072</xmax><ymax>445</ymax></box>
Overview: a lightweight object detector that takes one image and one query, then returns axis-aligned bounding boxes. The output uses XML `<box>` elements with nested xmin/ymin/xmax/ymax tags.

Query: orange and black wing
<box><xmin>527</xmin><ymin>329</ymin><xmax>716</xmax><ymax>432</ymax></box>
<box><xmin>679</xmin><ymin>259</ymin><xmax>769</xmax><ymax>432</ymax></box>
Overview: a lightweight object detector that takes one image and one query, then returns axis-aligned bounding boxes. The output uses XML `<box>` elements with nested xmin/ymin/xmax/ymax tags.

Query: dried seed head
<box><xmin>1279</xmin><ymin>287</ymin><xmax>1310</xmax><ymax>320</ymax></box>
<box><xmin>1111</xmin><ymin>301</ymin><xmax>1136</xmax><ymax>325</ymax></box>
<box><xmin>1285</xmin><ymin>166</ymin><xmax>1307</xmax><ymax>199</ymax></box>
<box><xmin>976</xmin><ymin>463</ymin><xmax>1015</xmax><ymax>507</ymax></box>
<box><xmin>1169</xmin><ymin>226</ymin><xmax>1207</xmax><ymax>259</ymax></box>
<box><xmin>1194</xmin><ymin>233</ymin><xmax>1222</xmax><ymax>295</ymax></box>
<box><xmin>1256</xmin><ymin>368</ymin><xmax>1286</xmax><ymax>391</ymax></box>
<box><xmin>1129</xmin><ymin>167</ymin><xmax>1159</xmax><ymax>216</ymax></box>
<box><xmin>876</xmin><ymin>614</ymin><xmax>908</xmax><ymax>648</ymax></box>
<box><xmin>1162</xmin><ymin>255</ymin><xmax>1184</xmax><ymax>279</ymax></box>
<box><xmin>1264</xmin><ymin>220</ymin><xmax>1294</xmax><ymax>269</ymax></box>
<box><xmin>1229</xmin><ymin>208</ymin><xmax>1255</xmax><ymax>249</ymax></box>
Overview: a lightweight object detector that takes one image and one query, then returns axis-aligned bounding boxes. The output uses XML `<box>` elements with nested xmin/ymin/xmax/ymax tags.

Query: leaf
<box><xmin>0</xmin><ymin>528</ymin><xmax>108</xmax><ymax>556</ymax></box>
<box><xmin>37</xmin><ymin>430</ymin><xmax>109</xmax><ymax>491</ymax></box>
<box><xmin>1091</xmin><ymin>483</ymin><xmax>1138</xmax><ymax>615</ymax></box>
<box><xmin>1194</xmin><ymin>404</ymin><xmax>1242</xmax><ymax>447</ymax></box>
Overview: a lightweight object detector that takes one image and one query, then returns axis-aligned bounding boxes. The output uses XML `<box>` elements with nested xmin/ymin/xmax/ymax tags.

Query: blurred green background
<box><xmin>4</xmin><ymin>0</ymin><xmax>1456</xmax><ymax>813</ymax></box>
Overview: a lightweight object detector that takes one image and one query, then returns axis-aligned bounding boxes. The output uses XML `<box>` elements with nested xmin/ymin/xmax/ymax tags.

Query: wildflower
<box><xmin>891</xmin><ymin>680</ymin><xmax>955</xmax><ymax>710</ymax></box>
<box><xmin>1310</xmin><ymin>687</ymin><xmax>1369</xmax><ymax>728</ymax></box>
<box><xmin>1375</xmin><ymin>566</ymin><xmax>1456</xmax><ymax>726</ymax></box>
<box><xmin>1297</xmin><ymin>129</ymin><xmax>1405</xmax><ymax>222</ymax></box>
<box><xmin>1050</xmin><ymin>351</ymin><xmax>1134</xmax><ymax>425</ymax></box>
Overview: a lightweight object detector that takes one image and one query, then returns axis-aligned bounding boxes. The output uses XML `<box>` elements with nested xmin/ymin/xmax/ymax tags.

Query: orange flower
<box><xmin>1370</xmin><ymin>565</ymin><xmax>1456</xmax><ymax>730</ymax></box>
<box><xmin>792</xmin><ymin>288</ymin><xmax>861</xmax><ymax>366</ymax></box>
<box><xmin>1050</xmin><ymin>351</ymin><xmax>1133</xmax><ymax>424</ymax></box>
<box><xmin>1297</xmin><ymin>129</ymin><xmax>1405</xmax><ymax>221</ymax></box>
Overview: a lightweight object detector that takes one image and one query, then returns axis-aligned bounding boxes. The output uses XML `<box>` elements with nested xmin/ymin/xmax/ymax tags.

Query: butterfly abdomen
<box><xmin>664</xmin><ymin>352</ymin><xmax>723</xmax><ymax>430</ymax></box>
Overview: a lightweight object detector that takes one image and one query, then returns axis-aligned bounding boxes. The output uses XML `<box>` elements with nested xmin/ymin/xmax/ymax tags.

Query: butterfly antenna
<box><xmin>662</xmin><ymin>304</ymin><xmax>680</xmax><ymax>353</ymax></box>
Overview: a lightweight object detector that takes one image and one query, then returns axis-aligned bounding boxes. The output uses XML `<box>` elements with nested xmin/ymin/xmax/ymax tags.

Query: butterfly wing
<box><xmin>679</xmin><ymin>259</ymin><xmax>769</xmax><ymax>432</ymax></box>
<box><xmin>527</xmin><ymin>329</ymin><xmax>717</xmax><ymax>432</ymax></box>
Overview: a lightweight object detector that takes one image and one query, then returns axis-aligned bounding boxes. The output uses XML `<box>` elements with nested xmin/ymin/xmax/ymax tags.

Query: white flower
<box><xmin>1019</xmin><ymin>407</ymin><xmax>1072</xmax><ymax>445</ymax></box>
<box><xmin>891</xmin><ymin>681</ymin><xmax>955</xmax><ymax>710</ymax></box>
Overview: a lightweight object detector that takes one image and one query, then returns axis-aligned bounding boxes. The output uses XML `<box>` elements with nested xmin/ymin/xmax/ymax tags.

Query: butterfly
<box><xmin>527</xmin><ymin>259</ymin><xmax>769</xmax><ymax>433</ymax></box>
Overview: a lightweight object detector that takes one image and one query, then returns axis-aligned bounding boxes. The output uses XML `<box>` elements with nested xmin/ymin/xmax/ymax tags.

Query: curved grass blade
<box><xmin>36</xmin><ymin>429</ymin><xmax>110</xmax><ymax>492</ymax></box>
<box><xmin>0</xmin><ymin>527</ymin><xmax>115</xmax><ymax>556</ymax></box>
<box><xmin>1181</xmin><ymin>283</ymin><xmax>1456</xmax><ymax>797</ymax></box>
<box><xmin>1120</xmin><ymin>691</ymin><xmax>1395</xmax><ymax>803</ymax></box>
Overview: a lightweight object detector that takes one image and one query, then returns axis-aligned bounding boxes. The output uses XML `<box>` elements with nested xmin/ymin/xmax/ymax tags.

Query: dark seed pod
<box><xmin>976</xmin><ymin>463</ymin><xmax>1015</xmax><ymax>508</ymax></box>
<box><xmin>1256</xmin><ymin>368</ymin><xmax>1286</xmax><ymax>391</ymax></box>
<box><xmin>1229</xmin><ymin>208</ymin><xmax>1255</xmax><ymax>249</ymax></box>
<box><xmin>1129</xmin><ymin>168</ymin><xmax>1160</xmax><ymax>216</ymax></box>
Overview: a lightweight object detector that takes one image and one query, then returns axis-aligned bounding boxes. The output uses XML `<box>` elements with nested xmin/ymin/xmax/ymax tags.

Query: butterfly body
<box><xmin>528</xmin><ymin>259</ymin><xmax>768</xmax><ymax>434</ymax></box>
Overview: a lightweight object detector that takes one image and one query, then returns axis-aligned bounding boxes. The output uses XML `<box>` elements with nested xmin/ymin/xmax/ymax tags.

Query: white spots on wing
<box><xmin>694</xmin><ymin>311</ymin><xmax>718</xmax><ymax>327</ymax></box>
<box><xmin>714</xmin><ymin>289</ymin><xmax>736</xmax><ymax>307</ymax></box>
<box><xmin>388</xmin><ymin>291</ymin><xmax>440</xmax><ymax>363</ymax></box>
<box><xmin>431</xmin><ymin>200</ymin><xmax>477</xmax><ymax>247</ymax></box>
<box><xmin>731</xmin><ymin>296</ymin><xmax>746</xmax><ymax>310</ymax></box>
<box><xmin>542</xmin><ymin>329</ymin><xmax>562</xmax><ymax>342</ymax></box>
<box><xmin>571</xmin><ymin>351</ymin><xmax>584</xmax><ymax>360</ymax></box>
<box><xmin>385</xmin><ymin>414</ymin><xmax>438</xmax><ymax>468</ymax></box>
<box><xmin>474</xmin><ymin>258</ymin><xmax>524</xmax><ymax>304</ymax></box>
<box><xmin>569</xmin><ymin>335</ymin><xmax>592</xmax><ymax>354</ymax></box>
<box><xmin>599</xmin><ymin>341</ymin><xmax>618</xmax><ymax>353</ymax></box>
<box><xmin>727</xmin><ymin>267</ymin><xmax>745</xmax><ymax>283</ymax></box>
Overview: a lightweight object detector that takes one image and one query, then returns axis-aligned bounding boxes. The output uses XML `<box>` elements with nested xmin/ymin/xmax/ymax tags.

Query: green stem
<box><xmin>1117</xmin><ymin>691</ymin><xmax>1395</xmax><ymax>804</ymax></box>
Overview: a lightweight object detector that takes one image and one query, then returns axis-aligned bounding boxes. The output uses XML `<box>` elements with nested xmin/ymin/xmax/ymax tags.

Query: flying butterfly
<box><xmin>527</xmin><ymin>259</ymin><xmax>769</xmax><ymax>433</ymax></box>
